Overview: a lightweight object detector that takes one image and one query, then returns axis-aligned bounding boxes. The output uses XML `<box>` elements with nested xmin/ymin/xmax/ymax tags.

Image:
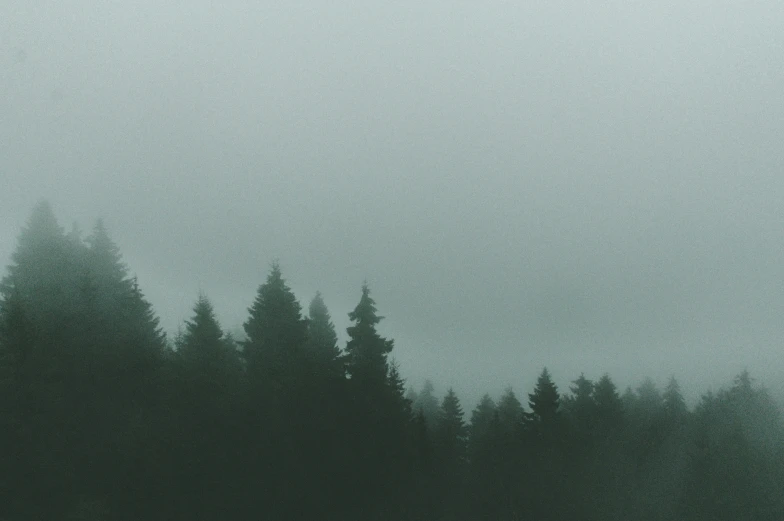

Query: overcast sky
<box><xmin>2</xmin><ymin>1</ymin><xmax>783</xmax><ymax>406</ymax></box>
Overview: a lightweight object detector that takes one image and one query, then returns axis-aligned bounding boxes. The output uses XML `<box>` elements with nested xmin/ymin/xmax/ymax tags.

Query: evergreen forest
<box><xmin>1</xmin><ymin>202</ymin><xmax>783</xmax><ymax>521</ymax></box>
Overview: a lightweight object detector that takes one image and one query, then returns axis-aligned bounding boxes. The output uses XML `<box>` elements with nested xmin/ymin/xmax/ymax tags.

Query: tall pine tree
<box><xmin>306</xmin><ymin>291</ymin><xmax>344</xmax><ymax>378</ymax></box>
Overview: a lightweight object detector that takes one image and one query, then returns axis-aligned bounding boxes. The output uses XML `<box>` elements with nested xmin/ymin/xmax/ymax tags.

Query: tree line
<box><xmin>1</xmin><ymin>202</ymin><xmax>783</xmax><ymax>520</ymax></box>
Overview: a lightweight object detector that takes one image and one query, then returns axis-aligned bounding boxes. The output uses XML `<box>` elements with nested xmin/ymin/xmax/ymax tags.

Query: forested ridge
<box><xmin>1</xmin><ymin>202</ymin><xmax>783</xmax><ymax>521</ymax></box>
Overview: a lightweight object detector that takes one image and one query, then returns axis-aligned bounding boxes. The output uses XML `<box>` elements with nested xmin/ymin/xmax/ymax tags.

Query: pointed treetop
<box><xmin>344</xmin><ymin>282</ymin><xmax>393</xmax><ymax>385</ymax></box>
<box><xmin>498</xmin><ymin>387</ymin><xmax>524</xmax><ymax>430</ymax></box>
<box><xmin>25</xmin><ymin>200</ymin><xmax>63</xmax><ymax>238</ymax></box>
<box><xmin>663</xmin><ymin>376</ymin><xmax>687</xmax><ymax>417</ymax></box>
<box><xmin>528</xmin><ymin>367</ymin><xmax>560</xmax><ymax>424</ymax></box>
<box><xmin>348</xmin><ymin>282</ymin><xmax>384</xmax><ymax>326</ymax></box>
<box><xmin>307</xmin><ymin>291</ymin><xmax>343</xmax><ymax>377</ymax></box>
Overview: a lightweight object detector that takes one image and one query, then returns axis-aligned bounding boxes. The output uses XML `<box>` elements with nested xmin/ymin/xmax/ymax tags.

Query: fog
<box><xmin>3</xmin><ymin>1</ymin><xmax>784</xmax><ymax>406</ymax></box>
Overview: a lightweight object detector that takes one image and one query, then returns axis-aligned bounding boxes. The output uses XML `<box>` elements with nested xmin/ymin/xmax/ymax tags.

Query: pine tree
<box><xmin>468</xmin><ymin>394</ymin><xmax>498</xmax><ymax>456</ymax></box>
<box><xmin>0</xmin><ymin>201</ymin><xmax>81</xmax><ymax>334</ymax></box>
<box><xmin>387</xmin><ymin>360</ymin><xmax>411</xmax><ymax>418</ymax></box>
<box><xmin>663</xmin><ymin>376</ymin><xmax>687</xmax><ymax>418</ymax></box>
<box><xmin>435</xmin><ymin>388</ymin><xmax>467</xmax><ymax>464</ymax></box>
<box><xmin>593</xmin><ymin>374</ymin><xmax>623</xmax><ymax>428</ymax></box>
<box><xmin>527</xmin><ymin>367</ymin><xmax>560</xmax><ymax>428</ymax></box>
<box><xmin>0</xmin><ymin>289</ymin><xmax>34</xmax><ymax>378</ymax></box>
<box><xmin>413</xmin><ymin>380</ymin><xmax>440</xmax><ymax>430</ymax></box>
<box><xmin>497</xmin><ymin>387</ymin><xmax>525</xmax><ymax>435</ymax></box>
<box><xmin>635</xmin><ymin>377</ymin><xmax>663</xmax><ymax>413</ymax></box>
<box><xmin>562</xmin><ymin>373</ymin><xmax>596</xmax><ymax>432</ymax></box>
<box><xmin>176</xmin><ymin>294</ymin><xmax>241</xmax><ymax>382</ymax></box>
<box><xmin>242</xmin><ymin>262</ymin><xmax>308</xmax><ymax>391</ymax></box>
<box><xmin>344</xmin><ymin>283</ymin><xmax>393</xmax><ymax>387</ymax></box>
<box><xmin>306</xmin><ymin>291</ymin><xmax>343</xmax><ymax>378</ymax></box>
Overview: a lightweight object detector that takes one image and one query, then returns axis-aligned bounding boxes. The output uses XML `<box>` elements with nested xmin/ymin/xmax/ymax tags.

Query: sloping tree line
<box><xmin>1</xmin><ymin>202</ymin><xmax>783</xmax><ymax>520</ymax></box>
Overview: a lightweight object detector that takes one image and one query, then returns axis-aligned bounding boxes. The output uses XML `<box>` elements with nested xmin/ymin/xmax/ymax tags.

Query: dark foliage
<box><xmin>1</xmin><ymin>203</ymin><xmax>782</xmax><ymax>520</ymax></box>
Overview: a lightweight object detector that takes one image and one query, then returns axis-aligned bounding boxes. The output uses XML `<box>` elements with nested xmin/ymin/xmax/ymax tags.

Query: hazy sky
<box><xmin>2</xmin><ymin>1</ymin><xmax>783</xmax><ymax>406</ymax></box>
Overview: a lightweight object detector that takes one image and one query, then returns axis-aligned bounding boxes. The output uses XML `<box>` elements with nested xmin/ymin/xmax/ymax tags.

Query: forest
<box><xmin>1</xmin><ymin>201</ymin><xmax>783</xmax><ymax>521</ymax></box>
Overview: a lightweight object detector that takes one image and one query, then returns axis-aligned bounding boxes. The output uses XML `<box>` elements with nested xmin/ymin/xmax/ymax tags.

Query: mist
<box><xmin>2</xmin><ymin>2</ymin><xmax>784</xmax><ymax>519</ymax></box>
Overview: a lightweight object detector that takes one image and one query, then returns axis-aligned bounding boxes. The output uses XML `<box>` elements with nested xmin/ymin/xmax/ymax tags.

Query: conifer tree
<box><xmin>435</xmin><ymin>388</ymin><xmax>467</xmax><ymax>464</ymax></box>
<box><xmin>497</xmin><ymin>387</ymin><xmax>525</xmax><ymax>435</ymax></box>
<box><xmin>593</xmin><ymin>374</ymin><xmax>623</xmax><ymax>428</ymax></box>
<box><xmin>344</xmin><ymin>283</ymin><xmax>393</xmax><ymax>387</ymax></box>
<box><xmin>527</xmin><ymin>367</ymin><xmax>560</xmax><ymax>428</ymax></box>
<box><xmin>0</xmin><ymin>201</ymin><xmax>80</xmax><ymax>334</ymax></box>
<box><xmin>413</xmin><ymin>379</ymin><xmax>441</xmax><ymax>429</ymax></box>
<box><xmin>468</xmin><ymin>394</ymin><xmax>498</xmax><ymax>456</ymax></box>
<box><xmin>663</xmin><ymin>376</ymin><xmax>687</xmax><ymax>418</ymax></box>
<box><xmin>387</xmin><ymin>360</ymin><xmax>412</xmax><ymax>421</ymax></box>
<box><xmin>242</xmin><ymin>262</ymin><xmax>308</xmax><ymax>391</ymax></box>
<box><xmin>176</xmin><ymin>294</ymin><xmax>241</xmax><ymax>383</ymax></box>
<box><xmin>306</xmin><ymin>291</ymin><xmax>343</xmax><ymax>378</ymax></box>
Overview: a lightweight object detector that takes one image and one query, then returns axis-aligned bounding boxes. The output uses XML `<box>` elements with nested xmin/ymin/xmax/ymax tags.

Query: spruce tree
<box><xmin>242</xmin><ymin>262</ymin><xmax>308</xmax><ymax>391</ymax></box>
<box><xmin>663</xmin><ymin>376</ymin><xmax>687</xmax><ymax>418</ymax></box>
<box><xmin>527</xmin><ymin>367</ymin><xmax>560</xmax><ymax>428</ymax></box>
<box><xmin>497</xmin><ymin>387</ymin><xmax>525</xmax><ymax>435</ymax></box>
<box><xmin>468</xmin><ymin>394</ymin><xmax>498</xmax><ymax>454</ymax></box>
<box><xmin>344</xmin><ymin>283</ymin><xmax>393</xmax><ymax>388</ymax></box>
<box><xmin>562</xmin><ymin>373</ymin><xmax>596</xmax><ymax>432</ymax></box>
<box><xmin>387</xmin><ymin>360</ymin><xmax>412</xmax><ymax>421</ymax></box>
<box><xmin>413</xmin><ymin>379</ymin><xmax>441</xmax><ymax>430</ymax></box>
<box><xmin>176</xmin><ymin>294</ymin><xmax>241</xmax><ymax>383</ymax></box>
<box><xmin>593</xmin><ymin>374</ymin><xmax>623</xmax><ymax>428</ymax></box>
<box><xmin>306</xmin><ymin>291</ymin><xmax>343</xmax><ymax>378</ymax></box>
<box><xmin>435</xmin><ymin>388</ymin><xmax>467</xmax><ymax>464</ymax></box>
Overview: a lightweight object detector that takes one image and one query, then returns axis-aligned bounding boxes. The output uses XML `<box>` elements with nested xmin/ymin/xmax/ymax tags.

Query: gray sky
<box><xmin>2</xmin><ymin>1</ymin><xmax>783</xmax><ymax>407</ymax></box>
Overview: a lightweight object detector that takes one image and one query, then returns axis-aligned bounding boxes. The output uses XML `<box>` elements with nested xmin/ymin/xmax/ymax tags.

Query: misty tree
<box><xmin>242</xmin><ymin>262</ymin><xmax>308</xmax><ymax>393</ymax></box>
<box><xmin>435</xmin><ymin>388</ymin><xmax>468</xmax><ymax>465</ymax></box>
<box><xmin>663</xmin><ymin>376</ymin><xmax>687</xmax><ymax>419</ymax></box>
<box><xmin>344</xmin><ymin>283</ymin><xmax>393</xmax><ymax>387</ymax></box>
<box><xmin>167</xmin><ymin>294</ymin><xmax>244</xmax><ymax>519</ymax></box>
<box><xmin>561</xmin><ymin>373</ymin><xmax>596</xmax><ymax>433</ymax></box>
<box><xmin>175</xmin><ymin>294</ymin><xmax>241</xmax><ymax>384</ymax></box>
<box><xmin>593</xmin><ymin>374</ymin><xmax>623</xmax><ymax>428</ymax></box>
<box><xmin>526</xmin><ymin>367</ymin><xmax>561</xmax><ymax>430</ymax></box>
<box><xmin>497</xmin><ymin>387</ymin><xmax>525</xmax><ymax>435</ymax></box>
<box><xmin>306</xmin><ymin>291</ymin><xmax>344</xmax><ymax>378</ymax></box>
<box><xmin>413</xmin><ymin>379</ymin><xmax>441</xmax><ymax>430</ymax></box>
<box><xmin>468</xmin><ymin>394</ymin><xmax>498</xmax><ymax>459</ymax></box>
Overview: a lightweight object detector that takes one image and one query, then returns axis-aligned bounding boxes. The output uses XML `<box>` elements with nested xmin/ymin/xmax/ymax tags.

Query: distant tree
<box><xmin>662</xmin><ymin>376</ymin><xmax>687</xmax><ymax>419</ymax></box>
<box><xmin>435</xmin><ymin>388</ymin><xmax>468</xmax><ymax>465</ymax></box>
<box><xmin>176</xmin><ymin>294</ymin><xmax>241</xmax><ymax>383</ymax></box>
<box><xmin>242</xmin><ymin>262</ymin><xmax>308</xmax><ymax>393</ymax></box>
<box><xmin>635</xmin><ymin>377</ymin><xmax>663</xmax><ymax>414</ymax></box>
<box><xmin>526</xmin><ymin>367</ymin><xmax>561</xmax><ymax>429</ymax></box>
<box><xmin>593</xmin><ymin>374</ymin><xmax>623</xmax><ymax>428</ymax></box>
<box><xmin>169</xmin><ymin>294</ymin><xmax>243</xmax><ymax>519</ymax></box>
<box><xmin>344</xmin><ymin>283</ymin><xmax>393</xmax><ymax>388</ymax></box>
<box><xmin>405</xmin><ymin>387</ymin><xmax>419</xmax><ymax>406</ymax></box>
<box><xmin>306</xmin><ymin>291</ymin><xmax>344</xmax><ymax>378</ymax></box>
<box><xmin>413</xmin><ymin>379</ymin><xmax>441</xmax><ymax>429</ymax></box>
<box><xmin>561</xmin><ymin>373</ymin><xmax>596</xmax><ymax>433</ymax></box>
<box><xmin>387</xmin><ymin>359</ymin><xmax>413</xmax><ymax>423</ymax></box>
<box><xmin>468</xmin><ymin>394</ymin><xmax>498</xmax><ymax>457</ymax></box>
<box><xmin>497</xmin><ymin>387</ymin><xmax>525</xmax><ymax>435</ymax></box>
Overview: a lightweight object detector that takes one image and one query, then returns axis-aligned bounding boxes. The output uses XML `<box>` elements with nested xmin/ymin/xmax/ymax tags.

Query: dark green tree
<box><xmin>242</xmin><ymin>262</ymin><xmax>308</xmax><ymax>392</ymax></box>
<box><xmin>306</xmin><ymin>291</ymin><xmax>344</xmax><ymax>378</ymax></box>
<box><xmin>176</xmin><ymin>294</ymin><xmax>242</xmax><ymax>381</ymax></box>
<box><xmin>435</xmin><ymin>388</ymin><xmax>468</xmax><ymax>464</ymax></box>
<box><xmin>663</xmin><ymin>376</ymin><xmax>687</xmax><ymax>419</ymax></box>
<box><xmin>497</xmin><ymin>387</ymin><xmax>525</xmax><ymax>435</ymax></box>
<box><xmin>344</xmin><ymin>283</ymin><xmax>393</xmax><ymax>387</ymax></box>
<box><xmin>593</xmin><ymin>374</ymin><xmax>623</xmax><ymax>427</ymax></box>
<box><xmin>527</xmin><ymin>367</ymin><xmax>561</xmax><ymax>428</ymax></box>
